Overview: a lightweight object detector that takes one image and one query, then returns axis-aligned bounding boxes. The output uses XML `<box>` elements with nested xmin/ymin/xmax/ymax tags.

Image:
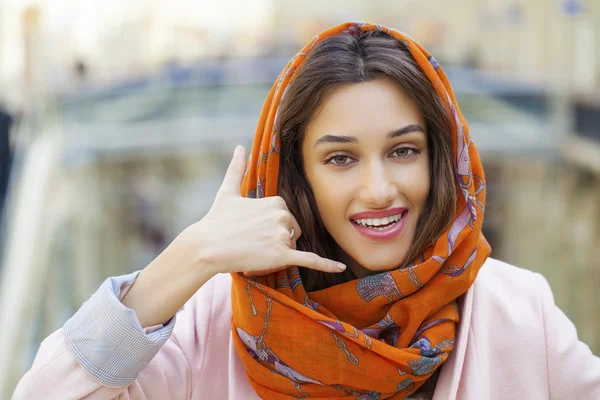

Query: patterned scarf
<box><xmin>230</xmin><ymin>22</ymin><xmax>491</xmax><ymax>399</ymax></box>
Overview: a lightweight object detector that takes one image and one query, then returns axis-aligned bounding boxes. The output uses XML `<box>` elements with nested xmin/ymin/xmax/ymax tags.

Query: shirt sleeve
<box><xmin>13</xmin><ymin>272</ymin><xmax>222</xmax><ymax>400</ymax></box>
<box><xmin>537</xmin><ymin>272</ymin><xmax>600</xmax><ymax>398</ymax></box>
<box><xmin>63</xmin><ymin>271</ymin><xmax>177</xmax><ymax>387</ymax></box>
<box><xmin>115</xmin><ymin>272</ymin><xmax>171</xmax><ymax>334</ymax></box>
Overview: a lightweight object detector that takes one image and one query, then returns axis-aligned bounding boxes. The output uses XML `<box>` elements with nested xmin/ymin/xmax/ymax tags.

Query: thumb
<box><xmin>219</xmin><ymin>145</ymin><xmax>247</xmax><ymax>196</ymax></box>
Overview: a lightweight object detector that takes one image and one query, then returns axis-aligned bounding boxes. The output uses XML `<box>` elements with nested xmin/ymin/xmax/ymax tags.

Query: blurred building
<box><xmin>0</xmin><ymin>0</ymin><xmax>274</xmax><ymax>109</ymax></box>
<box><xmin>4</xmin><ymin>0</ymin><xmax>600</xmax><ymax>102</ymax></box>
<box><xmin>267</xmin><ymin>0</ymin><xmax>598</xmax><ymax>88</ymax></box>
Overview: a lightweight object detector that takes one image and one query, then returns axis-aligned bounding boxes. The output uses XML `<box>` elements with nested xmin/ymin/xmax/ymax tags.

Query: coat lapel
<box><xmin>432</xmin><ymin>284</ymin><xmax>474</xmax><ymax>399</ymax></box>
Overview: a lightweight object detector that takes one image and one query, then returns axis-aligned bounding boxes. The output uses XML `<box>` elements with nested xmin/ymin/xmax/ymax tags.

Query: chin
<box><xmin>354</xmin><ymin>251</ymin><xmax>408</xmax><ymax>274</ymax></box>
<box><xmin>334</xmin><ymin>229</ymin><xmax>416</xmax><ymax>276</ymax></box>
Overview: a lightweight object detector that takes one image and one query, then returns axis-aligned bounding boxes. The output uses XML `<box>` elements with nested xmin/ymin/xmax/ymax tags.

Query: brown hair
<box><xmin>277</xmin><ymin>30</ymin><xmax>457</xmax><ymax>292</ymax></box>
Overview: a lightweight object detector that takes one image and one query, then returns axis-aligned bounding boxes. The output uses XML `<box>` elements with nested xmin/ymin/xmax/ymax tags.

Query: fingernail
<box><xmin>336</xmin><ymin>263</ymin><xmax>346</xmax><ymax>271</ymax></box>
<box><xmin>234</xmin><ymin>146</ymin><xmax>242</xmax><ymax>157</ymax></box>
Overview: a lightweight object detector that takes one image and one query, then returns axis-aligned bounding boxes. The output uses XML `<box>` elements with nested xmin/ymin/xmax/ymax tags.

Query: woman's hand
<box><xmin>190</xmin><ymin>145</ymin><xmax>346</xmax><ymax>277</ymax></box>
<box><xmin>122</xmin><ymin>145</ymin><xmax>344</xmax><ymax>328</ymax></box>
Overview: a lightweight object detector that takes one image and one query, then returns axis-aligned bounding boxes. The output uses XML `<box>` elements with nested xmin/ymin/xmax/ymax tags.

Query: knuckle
<box><xmin>272</xmin><ymin>196</ymin><xmax>287</xmax><ymax>209</ymax></box>
<box><xmin>278</xmin><ymin>227</ymin><xmax>291</xmax><ymax>240</ymax></box>
<box><xmin>274</xmin><ymin>209</ymin><xmax>291</xmax><ymax>223</ymax></box>
<box><xmin>275</xmin><ymin>248</ymin><xmax>290</xmax><ymax>265</ymax></box>
<box><xmin>293</xmin><ymin>224</ymin><xmax>303</xmax><ymax>237</ymax></box>
<box><xmin>275</xmin><ymin>245</ymin><xmax>288</xmax><ymax>255</ymax></box>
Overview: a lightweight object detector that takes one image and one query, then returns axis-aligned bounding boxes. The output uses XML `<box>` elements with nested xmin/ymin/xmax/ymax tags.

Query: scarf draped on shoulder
<box><xmin>230</xmin><ymin>22</ymin><xmax>491</xmax><ymax>399</ymax></box>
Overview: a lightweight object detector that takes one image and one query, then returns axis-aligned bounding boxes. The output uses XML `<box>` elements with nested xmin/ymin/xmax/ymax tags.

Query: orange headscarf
<box><xmin>231</xmin><ymin>22</ymin><xmax>491</xmax><ymax>399</ymax></box>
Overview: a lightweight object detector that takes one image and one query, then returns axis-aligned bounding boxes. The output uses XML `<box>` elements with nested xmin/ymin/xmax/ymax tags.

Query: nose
<box><xmin>357</xmin><ymin>160</ymin><xmax>398</xmax><ymax>208</ymax></box>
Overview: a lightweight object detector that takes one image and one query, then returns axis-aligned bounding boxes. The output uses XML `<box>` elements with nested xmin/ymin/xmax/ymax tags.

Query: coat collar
<box><xmin>432</xmin><ymin>283</ymin><xmax>475</xmax><ymax>399</ymax></box>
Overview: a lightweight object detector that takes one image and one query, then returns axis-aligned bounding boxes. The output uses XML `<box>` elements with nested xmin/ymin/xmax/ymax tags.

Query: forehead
<box><xmin>305</xmin><ymin>78</ymin><xmax>425</xmax><ymax>143</ymax></box>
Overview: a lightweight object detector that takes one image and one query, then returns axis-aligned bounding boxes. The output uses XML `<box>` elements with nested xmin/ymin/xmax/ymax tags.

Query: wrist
<box><xmin>185</xmin><ymin>221</ymin><xmax>222</xmax><ymax>281</ymax></box>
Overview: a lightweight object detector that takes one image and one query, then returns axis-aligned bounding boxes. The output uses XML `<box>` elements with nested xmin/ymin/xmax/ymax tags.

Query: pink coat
<box><xmin>13</xmin><ymin>258</ymin><xmax>600</xmax><ymax>399</ymax></box>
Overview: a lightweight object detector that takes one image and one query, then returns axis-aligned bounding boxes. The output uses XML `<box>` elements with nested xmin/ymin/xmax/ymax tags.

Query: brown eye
<box><xmin>325</xmin><ymin>154</ymin><xmax>355</xmax><ymax>166</ymax></box>
<box><xmin>392</xmin><ymin>147</ymin><xmax>418</xmax><ymax>158</ymax></box>
<box><xmin>332</xmin><ymin>155</ymin><xmax>350</xmax><ymax>165</ymax></box>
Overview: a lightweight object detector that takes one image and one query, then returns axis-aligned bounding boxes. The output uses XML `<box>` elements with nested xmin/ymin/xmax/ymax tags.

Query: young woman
<box><xmin>14</xmin><ymin>22</ymin><xmax>600</xmax><ymax>400</ymax></box>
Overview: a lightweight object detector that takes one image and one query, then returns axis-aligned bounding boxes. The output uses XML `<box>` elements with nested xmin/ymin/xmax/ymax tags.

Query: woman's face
<box><xmin>302</xmin><ymin>78</ymin><xmax>430</xmax><ymax>278</ymax></box>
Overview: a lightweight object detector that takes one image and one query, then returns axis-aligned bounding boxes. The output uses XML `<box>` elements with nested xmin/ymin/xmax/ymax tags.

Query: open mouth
<box><xmin>350</xmin><ymin>210</ymin><xmax>408</xmax><ymax>231</ymax></box>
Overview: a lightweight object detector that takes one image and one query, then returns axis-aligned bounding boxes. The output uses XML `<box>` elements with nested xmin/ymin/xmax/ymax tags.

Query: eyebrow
<box><xmin>313</xmin><ymin>124</ymin><xmax>425</xmax><ymax>147</ymax></box>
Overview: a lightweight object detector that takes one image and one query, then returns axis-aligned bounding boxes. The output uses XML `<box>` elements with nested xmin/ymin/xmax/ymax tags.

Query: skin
<box><xmin>302</xmin><ymin>78</ymin><xmax>431</xmax><ymax>278</ymax></box>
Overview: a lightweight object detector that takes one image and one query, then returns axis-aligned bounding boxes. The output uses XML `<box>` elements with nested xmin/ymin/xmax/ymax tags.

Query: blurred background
<box><xmin>1</xmin><ymin>0</ymin><xmax>599</xmax><ymax>396</ymax></box>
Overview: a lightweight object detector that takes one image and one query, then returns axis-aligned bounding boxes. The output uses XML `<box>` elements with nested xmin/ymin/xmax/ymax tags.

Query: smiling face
<box><xmin>301</xmin><ymin>78</ymin><xmax>430</xmax><ymax>278</ymax></box>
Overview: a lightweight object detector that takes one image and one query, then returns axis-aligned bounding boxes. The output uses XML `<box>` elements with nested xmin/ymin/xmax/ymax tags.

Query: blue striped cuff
<box><xmin>64</xmin><ymin>271</ymin><xmax>176</xmax><ymax>387</ymax></box>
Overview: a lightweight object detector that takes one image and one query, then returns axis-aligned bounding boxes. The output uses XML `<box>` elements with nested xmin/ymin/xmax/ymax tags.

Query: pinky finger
<box><xmin>285</xmin><ymin>250</ymin><xmax>346</xmax><ymax>273</ymax></box>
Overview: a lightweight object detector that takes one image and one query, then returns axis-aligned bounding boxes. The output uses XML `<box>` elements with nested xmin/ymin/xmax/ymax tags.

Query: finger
<box><xmin>288</xmin><ymin>216</ymin><xmax>302</xmax><ymax>248</ymax></box>
<box><xmin>285</xmin><ymin>250</ymin><xmax>346</xmax><ymax>273</ymax></box>
<box><xmin>272</xmin><ymin>197</ymin><xmax>303</xmax><ymax>243</ymax></box>
<box><xmin>218</xmin><ymin>145</ymin><xmax>247</xmax><ymax>196</ymax></box>
<box><xmin>288</xmin><ymin>234</ymin><xmax>297</xmax><ymax>250</ymax></box>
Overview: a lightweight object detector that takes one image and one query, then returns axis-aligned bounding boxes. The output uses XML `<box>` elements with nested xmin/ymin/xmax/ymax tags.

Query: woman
<box><xmin>14</xmin><ymin>22</ymin><xmax>600</xmax><ymax>400</ymax></box>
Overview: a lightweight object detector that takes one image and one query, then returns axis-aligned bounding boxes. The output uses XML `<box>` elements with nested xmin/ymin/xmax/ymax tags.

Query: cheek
<box><xmin>397</xmin><ymin>161</ymin><xmax>430</xmax><ymax>209</ymax></box>
<box><xmin>306</xmin><ymin>169</ymin><xmax>355</xmax><ymax>227</ymax></box>
<box><xmin>311</xmin><ymin>175</ymin><xmax>351</xmax><ymax>214</ymax></box>
<box><xmin>417</xmin><ymin>167</ymin><xmax>431</xmax><ymax>205</ymax></box>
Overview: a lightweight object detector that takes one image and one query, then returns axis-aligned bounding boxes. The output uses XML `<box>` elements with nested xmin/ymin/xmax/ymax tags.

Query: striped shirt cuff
<box><xmin>64</xmin><ymin>271</ymin><xmax>176</xmax><ymax>387</ymax></box>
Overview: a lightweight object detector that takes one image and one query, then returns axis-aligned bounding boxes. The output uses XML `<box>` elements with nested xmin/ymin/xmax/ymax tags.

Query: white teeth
<box><xmin>353</xmin><ymin>212</ymin><xmax>404</xmax><ymax>228</ymax></box>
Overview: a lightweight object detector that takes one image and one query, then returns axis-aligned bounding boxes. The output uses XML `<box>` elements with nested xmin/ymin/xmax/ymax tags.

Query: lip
<box><xmin>351</xmin><ymin>210</ymin><xmax>408</xmax><ymax>241</ymax></box>
<box><xmin>349</xmin><ymin>207</ymin><xmax>407</xmax><ymax>220</ymax></box>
